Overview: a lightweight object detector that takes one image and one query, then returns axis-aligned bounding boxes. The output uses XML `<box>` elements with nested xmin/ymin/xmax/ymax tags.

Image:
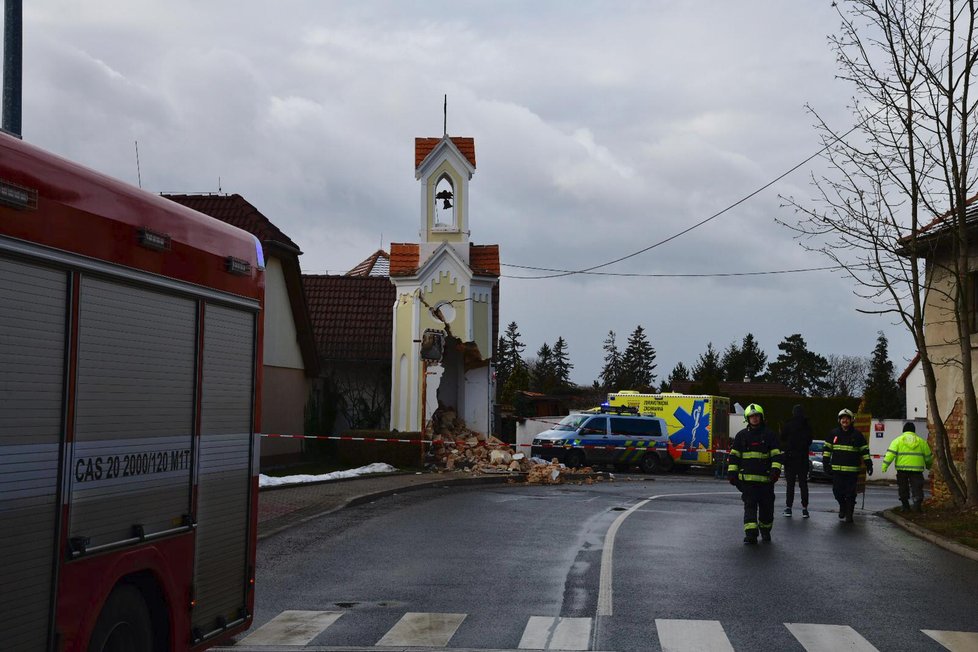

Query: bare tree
<box><xmin>779</xmin><ymin>0</ymin><xmax>978</xmax><ymax>506</ymax></box>
<box><xmin>826</xmin><ymin>354</ymin><xmax>871</xmax><ymax>398</ymax></box>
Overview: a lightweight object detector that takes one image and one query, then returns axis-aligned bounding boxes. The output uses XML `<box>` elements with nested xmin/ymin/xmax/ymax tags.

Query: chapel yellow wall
<box><xmin>425</xmin><ymin>160</ymin><xmax>466</xmax><ymax>243</ymax></box>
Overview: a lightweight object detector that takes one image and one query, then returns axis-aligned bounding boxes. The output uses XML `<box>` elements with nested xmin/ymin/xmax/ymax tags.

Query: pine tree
<box><xmin>600</xmin><ymin>330</ymin><xmax>623</xmax><ymax>390</ymax></box>
<box><xmin>496</xmin><ymin>321</ymin><xmax>528</xmax><ymax>404</ymax></box>
<box><xmin>665</xmin><ymin>361</ymin><xmax>691</xmax><ymax>391</ymax></box>
<box><xmin>552</xmin><ymin>336</ymin><xmax>574</xmax><ymax>389</ymax></box>
<box><xmin>721</xmin><ymin>341</ymin><xmax>741</xmax><ymax>382</ymax></box>
<box><xmin>619</xmin><ymin>326</ymin><xmax>657</xmax><ymax>390</ymax></box>
<box><xmin>690</xmin><ymin>343</ymin><xmax>723</xmax><ymax>394</ymax></box>
<box><xmin>531</xmin><ymin>342</ymin><xmax>557</xmax><ymax>393</ymax></box>
<box><xmin>766</xmin><ymin>333</ymin><xmax>830</xmax><ymax>396</ymax></box>
<box><xmin>862</xmin><ymin>332</ymin><xmax>904</xmax><ymax>418</ymax></box>
<box><xmin>740</xmin><ymin>333</ymin><xmax>768</xmax><ymax>381</ymax></box>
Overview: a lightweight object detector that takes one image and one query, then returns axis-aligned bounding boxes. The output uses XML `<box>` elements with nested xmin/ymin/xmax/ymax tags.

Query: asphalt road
<box><xmin>226</xmin><ymin>475</ymin><xmax>978</xmax><ymax>651</ymax></box>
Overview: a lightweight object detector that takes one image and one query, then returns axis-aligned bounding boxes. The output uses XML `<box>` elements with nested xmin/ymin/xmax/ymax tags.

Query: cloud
<box><xmin>9</xmin><ymin>0</ymin><xmax>917</xmax><ymax>384</ymax></box>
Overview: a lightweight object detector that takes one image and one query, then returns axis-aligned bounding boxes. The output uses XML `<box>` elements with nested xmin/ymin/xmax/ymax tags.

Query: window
<box><xmin>582</xmin><ymin>417</ymin><xmax>608</xmax><ymax>436</ymax></box>
<box><xmin>433</xmin><ymin>174</ymin><xmax>456</xmax><ymax>230</ymax></box>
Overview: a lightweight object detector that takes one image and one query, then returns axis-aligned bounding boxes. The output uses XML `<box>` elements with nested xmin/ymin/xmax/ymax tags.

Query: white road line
<box><xmin>785</xmin><ymin>623</ymin><xmax>880</xmax><ymax>652</ymax></box>
<box><xmin>519</xmin><ymin>616</ymin><xmax>592</xmax><ymax>650</ymax></box>
<box><xmin>596</xmin><ymin>491</ymin><xmax>737</xmax><ymax>617</ymax></box>
<box><xmin>238</xmin><ymin>610</ymin><xmax>343</xmax><ymax>645</ymax></box>
<box><xmin>376</xmin><ymin>612</ymin><xmax>466</xmax><ymax>647</ymax></box>
<box><xmin>655</xmin><ymin>619</ymin><xmax>735</xmax><ymax>652</ymax></box>
<box><xmin>923</xmin><ymin>630</ymin><xmax>978</xmax><ymax>651</ymax></box>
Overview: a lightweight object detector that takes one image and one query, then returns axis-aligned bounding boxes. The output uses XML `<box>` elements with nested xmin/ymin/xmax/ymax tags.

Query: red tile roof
<box><xmin>347</xmin><ymin>249</ymin><xmax>390</xmax><ymax>277</ymax></box>
<box><xmin>415</xmin><ymin>137</ymin><xmax>476</xmax><ymax>169</ymax></box>
<box><xmin>389</xmin><ymin>242</ymin><xmax>499</xmax><ymax>277</ymax></box>
<box><xmin>302</xmin><ymin>275</ymin><xmax>395</xmax><ymax>362</ymax></box>
<box><xmin>898</xmin><ymin>353</ymin><xmax>920</xmax><ymax>386</ymax></box>
<box><xmin>469</xmin><ymin>244</ymin><xmax>500</xmax><ymax>276</ymax></box>
<box><xmin>389</xmin><ymin>243</ymin><xmax>420</xmax><ymax>276</ymax></box>
<box><xmin>163</xmin><ymin>194</ymin><xmax>301</xmax><ymax>252</ymax></box>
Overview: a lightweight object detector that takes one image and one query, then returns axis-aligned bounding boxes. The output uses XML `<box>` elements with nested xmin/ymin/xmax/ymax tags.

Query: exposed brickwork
<box><xmin>928</xmin><ymin>397</ymin><xmax>967</xmax><ymax>505</ymax></box>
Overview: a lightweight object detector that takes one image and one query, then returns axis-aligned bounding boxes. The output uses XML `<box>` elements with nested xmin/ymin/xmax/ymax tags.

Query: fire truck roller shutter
<box><xmin>70</xmin><ymin>277</ymin><xmax>197</xmax><ymax>549</ymax></box>
<box><xmin>0</xmin><ymin>257</ymin><xmax>67</xmax><ymax>651</ymax></box>
<box><xmin>193</xmin><ymin>303</ymin><xmax>256</xmax><ymax>637</ymax></box>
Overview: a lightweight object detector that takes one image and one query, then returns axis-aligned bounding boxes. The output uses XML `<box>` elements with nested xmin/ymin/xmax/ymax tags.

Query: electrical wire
<box><xmin>501</xmin><ymin>120</ymin><xmax>866</xmax><ymax>280</ymax></box>
<box><xmin>502</xmin><ymin>264</ymin><xmax>844</xmax><ymax>279</ymax></box>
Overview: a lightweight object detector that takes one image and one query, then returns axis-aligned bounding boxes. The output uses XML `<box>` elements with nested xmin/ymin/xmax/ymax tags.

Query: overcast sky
<box><xmin>10</xmin><ymin>1</ymin><xmax>918</xmax><ymax>386</ymax></box>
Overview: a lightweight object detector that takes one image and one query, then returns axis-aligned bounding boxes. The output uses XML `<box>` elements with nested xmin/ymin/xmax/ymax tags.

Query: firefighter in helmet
<box><xmin>728</xmin><ymin>403</ymin><xmax>783</xmax><ymax>544</ymax></box>
<box><xmin>823</xmin><ymin>408</ymin><xmax>873</xmax><ymax>523</ymax></box>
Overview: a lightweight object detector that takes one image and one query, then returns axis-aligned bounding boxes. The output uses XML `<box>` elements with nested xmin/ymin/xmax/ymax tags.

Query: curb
<box><xmin>257</xmin><ymin>474</ymin><xmax>516</xmax><ymax>541</ymax></box>
<box><xmin>881</xmin><ymin>508</ymin><xmax>978</xmax><ymax>562</ymax></box>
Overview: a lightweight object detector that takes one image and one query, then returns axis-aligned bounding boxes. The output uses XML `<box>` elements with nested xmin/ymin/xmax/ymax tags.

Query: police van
<box><xmin>530</xmin><ymin>405</ymin><xmax>672</xmax><ymax>473</ymax></box>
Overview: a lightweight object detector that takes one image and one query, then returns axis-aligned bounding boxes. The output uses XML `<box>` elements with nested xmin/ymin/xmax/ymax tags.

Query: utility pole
<box><xmin>2</xmin><ymin>0</ymin><xmax>23</xmax><ymax>136</ymax></box>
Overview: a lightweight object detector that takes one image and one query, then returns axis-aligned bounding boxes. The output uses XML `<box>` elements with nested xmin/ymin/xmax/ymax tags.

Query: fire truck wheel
<box><xmin>565</xmin><ymin>450</ymin><xmax>586</xmax><ymax>469</ymax></box>
<box><xmin>88</xmin><ymin>584</ymin><xmax>154</xmax><ymax>652</ymax></box>
<box><xmin>640</xmin><ymin>453</ymin><xmax>662</xmax><ymax>474</ymax></box>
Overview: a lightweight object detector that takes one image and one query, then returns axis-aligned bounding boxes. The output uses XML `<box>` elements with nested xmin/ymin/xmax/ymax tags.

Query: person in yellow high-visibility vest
<box><xmin>882</xmin><ymin>422</ymin><xmax>933</xmax><ymax>513</ymax></box>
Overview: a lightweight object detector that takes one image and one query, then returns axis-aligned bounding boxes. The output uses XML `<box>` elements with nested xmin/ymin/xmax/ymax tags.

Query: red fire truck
<box><xmin>0</xmin><ymin>131</ymin><xmax>264</xmax><ymax>651</ymax></box>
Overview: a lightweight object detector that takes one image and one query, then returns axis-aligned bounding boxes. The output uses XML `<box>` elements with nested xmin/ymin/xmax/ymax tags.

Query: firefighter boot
<box><xmin>743</xmin><ymin>530</ymin><xmax>758</xmax><ymax>545</ymax></box>
<box><xmin>760</xmin><ymin>529</ymin><xmax>772</xmax><ymax>543</ymax></box>
<box><xmin>900</xmin><ymin>499</ymin><xmax>910</xmax><ymax>512</ymax></box>
<box><xmin>913</xmin><ymin>500</ymin><xmax>923</xmax><ymax>513</ymax></box>
<box><xmin>838</xmin><ymin>502</ymin><xmax>846</xmax><ymax>519</ymax></box>
<box><xmin>845</xmin><ymin>500</ymin><xmax>855</xmax><ymax>523</ymax></box>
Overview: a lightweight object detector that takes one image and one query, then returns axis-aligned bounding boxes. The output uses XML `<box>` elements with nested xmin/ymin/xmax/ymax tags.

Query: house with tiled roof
<box><xmin>898</xmin><ymin>193</ymin><xmax>978</xmax><ymax>499</ymax></box>
<box><xmin>302</xmin><ymin>270</ymin><xmax>396</xmax><ymax>431</ymax></box>
<box><xmin>164</xmin><ymin>193</ymin><xmax>319</xmax><ymax>467</ymax></box>
<box><xmin>389</xmin><ymin>134</ymin><xmax>500</xmax><ymax>435</ymax></box>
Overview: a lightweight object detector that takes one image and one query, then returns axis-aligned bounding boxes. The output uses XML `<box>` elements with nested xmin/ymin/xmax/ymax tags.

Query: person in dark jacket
<box><xmin>780</xmin><ymin>404</ymin><xmax>813</xmax><ymax>518</ymax></box>
<box><xmin>823</xmin><ymin>408</ymin><xmax>873</xmax><ymax>523</ymax></box>
<box><xmin>728</xmin><ymin>403</ymin><xmax>783</xmax><ymax>544</ymax></box>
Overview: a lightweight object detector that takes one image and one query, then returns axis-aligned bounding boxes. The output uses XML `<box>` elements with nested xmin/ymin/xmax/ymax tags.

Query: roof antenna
<box><xmin>443</xmin><ymin>94</ymin><xmax>447</xmax><ymax>136</ymax></box>
<box><xmin>134</xmin><ymin>140</ymin><xmax>142</xmax><ymax>188</ymax></box>
<box><xmin>218</xmin><ymin>176</ymin><xmax>222</xmax><ymax>193</ymax></box>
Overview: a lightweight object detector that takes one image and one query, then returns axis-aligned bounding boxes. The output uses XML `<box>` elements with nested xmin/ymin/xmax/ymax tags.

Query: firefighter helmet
<box><xmin>744</xmin><ymin>403</ymin><xmax>765</xmax><ymax>422</ymax></box>
<box><xmin>838</xmin><ymin>408</ymin><xmax>855</xmax><ymax>421</ymax></box>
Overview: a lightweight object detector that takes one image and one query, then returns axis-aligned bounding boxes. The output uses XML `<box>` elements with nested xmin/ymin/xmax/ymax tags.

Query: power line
<box><xmin>502</xmin><ymin>120</ymin><xmax>866</xmax><ymax>280</ymax></box>
<box><xmin>502</xmin><ymin>264</ymin><xmax>843</xmax><ymax>279</ymax></box>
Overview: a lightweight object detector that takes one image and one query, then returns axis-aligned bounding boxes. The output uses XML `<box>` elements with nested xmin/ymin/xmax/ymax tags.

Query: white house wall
<box><xmin>463</xmin><ymin>366</ymin><xmax>490</xmax><ymax>433</ymax></box>
<box><xmin>262</xmin><ymin>257</ymin><xmax>304</xmax><ymax>370</ymax></box>
<box><xmin>905</xmin><ymin>361</ymin><xmax>928</xmax><ymax>421</ymax></box>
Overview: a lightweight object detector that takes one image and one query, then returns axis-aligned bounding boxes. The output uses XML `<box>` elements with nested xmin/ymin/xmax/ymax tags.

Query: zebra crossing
<box><xmin>232</xmin><ymin>610</ymin><xmax>978</xmax><ymax>651</ymax></box>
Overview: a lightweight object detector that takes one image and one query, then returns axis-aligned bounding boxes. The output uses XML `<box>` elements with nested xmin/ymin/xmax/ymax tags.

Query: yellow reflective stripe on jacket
<box><xmin>742</xmin><ymin>451</ymin><xmax>771</xmax><ymax>459</ymax></box>
<box><xmin>832</xmin><ymin>444</ymin><xmax>861</xmax><ymax>452</ymax></box>
<box><xmin>740</xmin><ymin>473</ymin><xmax>772</xmax><ymax>482</ymax></box>
<box><xmin>832</xmin><ymin>464</ymin><xmax>862</xmax><ymax>472</ymax></box>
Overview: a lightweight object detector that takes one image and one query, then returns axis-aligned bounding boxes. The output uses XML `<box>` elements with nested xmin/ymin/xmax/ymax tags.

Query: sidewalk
<box><xmin>257</xmin><ymin>471</ymin><xmax>515</xmax><ymax>540</ymax></box>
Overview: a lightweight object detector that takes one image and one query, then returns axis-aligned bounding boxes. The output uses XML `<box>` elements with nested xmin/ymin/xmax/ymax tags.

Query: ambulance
<box><xmin>606</xmin><ymin>392</ymin><xmax>730</xmax><ymax>469</ymax></box>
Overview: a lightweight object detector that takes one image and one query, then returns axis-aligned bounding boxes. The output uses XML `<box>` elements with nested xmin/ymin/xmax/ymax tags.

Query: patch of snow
<box><xmin>259</xmin><ymin>463</ymin><xmax>398</xmax><ymax>488</ymax></box>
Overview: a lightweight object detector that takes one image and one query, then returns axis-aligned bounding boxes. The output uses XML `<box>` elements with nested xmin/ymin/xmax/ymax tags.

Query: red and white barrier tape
<box><xmin>259</xmin><ymin>434</ymin><xmax>884</xmax><ymax>458</ymax></box>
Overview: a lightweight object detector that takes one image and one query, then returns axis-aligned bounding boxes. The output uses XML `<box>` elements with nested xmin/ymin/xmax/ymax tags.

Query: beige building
<box><xmin>902</xmin><ymin>199</ymin><xmax>978</xmax><ymax>498</ymax></box>
<box><xmin>388</xmin><ymin>135</ymin><xmax>499</xmax><ymax>435</ymax></box>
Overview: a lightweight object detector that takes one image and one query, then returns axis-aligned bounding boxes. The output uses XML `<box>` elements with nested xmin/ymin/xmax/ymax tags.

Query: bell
<box><xmin>441</xmin><ymin>198</ymin><xmax>452</xmax><ymax>209</ymax></box>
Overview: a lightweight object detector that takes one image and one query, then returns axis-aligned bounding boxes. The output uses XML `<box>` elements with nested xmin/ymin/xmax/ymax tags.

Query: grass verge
<box><xmin>899</xmin><ymin>504</ymin><xmax>978</xmax><ymax>551</ymax></box>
